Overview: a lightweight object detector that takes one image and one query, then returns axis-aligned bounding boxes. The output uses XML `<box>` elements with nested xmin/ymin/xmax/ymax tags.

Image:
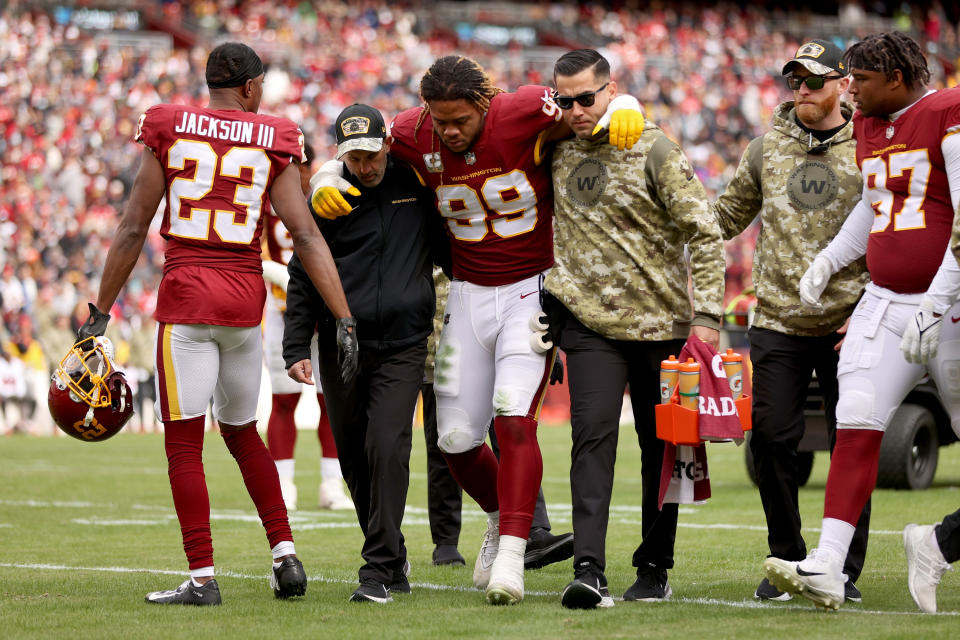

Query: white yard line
<box><xmin>0</xmin><ymin>562</ymin><xmax>952</xmax><ymax>616</ymax></box>
<box><xmin>0</xmin><ymin>499</ymin><xmax>909</xmax><ymax>535</ymax></box>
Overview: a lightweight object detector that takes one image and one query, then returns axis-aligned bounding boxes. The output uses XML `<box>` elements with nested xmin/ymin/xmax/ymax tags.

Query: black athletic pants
<box><xmin>421</xmin><ymin>383</ymin><xmax>550</xmax><ymax>546</ymax></box>
<box><xmin>936</xmin><ymin>508</ymin><xmax>960</xmax><ymax>563</ymax></box>
<box><xmin>748</xmin><ymin>326</ymin><xmax>871</xmax><ymax>582</ymax></box>
<box><xmin>553</xmin><ymin>301</ymin><xmax>683</xmax><ymax>573</ymax></box>
<box><xmin>317</xmin><ymin>336</ymin><xmax>426</xmax><ymax>585</ymax></box>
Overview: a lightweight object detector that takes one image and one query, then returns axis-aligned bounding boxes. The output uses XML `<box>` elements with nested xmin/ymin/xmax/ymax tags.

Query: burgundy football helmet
<box><xmin>48</xmin><ymin>336</ymin><xmax>133</xmax><ymax>442</ymax></box>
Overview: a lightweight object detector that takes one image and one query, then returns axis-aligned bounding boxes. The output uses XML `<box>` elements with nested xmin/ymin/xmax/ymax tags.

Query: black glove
<box><xmin>549</xmin><ymin>353</ymin><xmax>564</xmax><ymax>385</ymax></box>
<box><xmin>336</xmin><ymin>316</ymin><xmax>359</xmax><ymax>384</ymax></box>
<box><xmin>76</xmin><ymin>303</ymin><xmax>110</xmax><ymax>343</ymax></box>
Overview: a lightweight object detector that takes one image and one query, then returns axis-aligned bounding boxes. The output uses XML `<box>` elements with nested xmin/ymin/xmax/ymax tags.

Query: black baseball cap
<box><xmin>335</xmin><ymin>104</ymin><xmax>386</xmax><ymax>159</ymax></box>
<box><xmin>782</xmin><ymin>39</ymin><xmax>847</xmax><ymax>76</ymax></box>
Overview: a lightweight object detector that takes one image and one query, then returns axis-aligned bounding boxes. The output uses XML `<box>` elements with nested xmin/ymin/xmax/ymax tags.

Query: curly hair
<box><xmin>843</xmin><ymin>32</ymin><xmax>930</xmax><ymax>90</ymax></box>
<box><xmin>414</xmin><ymin>56</ymin><xmax>504</xmax><ymax>138</ymax></box>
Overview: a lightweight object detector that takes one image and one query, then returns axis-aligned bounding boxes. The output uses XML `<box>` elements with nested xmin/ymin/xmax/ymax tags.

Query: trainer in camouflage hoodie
<box><xmin>547</xmin><ymin>121</ymin><xmax>725</xmax><ymax>340</ymax></box>
<box><xmin>713</xmin><ymin>101</ymin><xmax>868</xmax><ymax>335</ymax></box>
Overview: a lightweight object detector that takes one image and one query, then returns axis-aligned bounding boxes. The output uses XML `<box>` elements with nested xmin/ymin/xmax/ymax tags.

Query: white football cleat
<box><xmin>763</xmin><ymin>549</ymin><xmax>845</xmax><ymax>611</ymax></box>
<box><xmin>904</xmin><ymin>523</ymin><xmax>952</xmax><ymax>613</ymax></box>
<box><xmin>279</xmin><ymin>478</ymin><xmax>298</xmax><ymax>512</ymax></box>
<box><xmin>485</xmin><ymin>535</ymin><xmax>525</xmax><ymax>605</ymax></box>
<box><xmin>318</xmin><ymin>480</ymin><xmax>354</xmax><ymax>510</ymax></box>
<box><xmin>473</xmin><ymin>517</ymin><xmax>500</xmax><ymax>589</ymax></box>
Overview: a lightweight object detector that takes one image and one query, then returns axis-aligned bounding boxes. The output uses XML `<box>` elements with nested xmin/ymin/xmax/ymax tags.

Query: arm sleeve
<box><xmin>281</xmin><ymin>254</ymin><xmax>323</xmax><ymax>369</ymax></box>
<box><xmin>652</xmin><ymin>139</ymin><xmax>726</xmax><ymax>325</ymax></box>
<box><xmin>817</xmin><ymin>197</ymin><xmax>874</xmax><ymax>273</ymax></box>
<box><xmin>923</xmin><ymin>130</ymin><xmax>960</xmax><ymax>312</ymax></box>
<box><xmin>712</xmin><ymin>137</ymin><xmax>764</xmax><ymax>240</ymax></box>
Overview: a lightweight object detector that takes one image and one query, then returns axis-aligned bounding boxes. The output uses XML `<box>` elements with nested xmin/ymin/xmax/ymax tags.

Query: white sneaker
<box><xmin>485</xmin><ymin>535</ymin><xmax>525</xmax><ymax>605</ymax></box>
<box><xmin>473</xmin><ymin>518</ymin><xmax>500</xmax><ymax>589</ymax></box>
<box><xmin>904</xmin><ymin>523</ymin><xmax>953</xmax><ymax>613</ymax></box>
<box><xmin>318</xmin><ymin>480</ymin><xmax>354</xmax><ymax>510</ymax></box>
<box><xmin>279</xmin><ymin>478</ymin><xmax>298</xmax><ymax>512</ymax></box>
<box><xmin>763</xmin><ymin>549</ymin><xmax>845</xmax><ymax>610</ymax></box>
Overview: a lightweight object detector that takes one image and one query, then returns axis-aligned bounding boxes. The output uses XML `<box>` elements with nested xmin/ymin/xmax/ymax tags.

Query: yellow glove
<box><xmin>592</xmin><ymin>94</ymin><xmax>646</xmax><ymax>151</ymax></box>
<box><xmin>308</xmin><ymin>160</ymin><xmax>360</xmax><ymax>219</ymax></box>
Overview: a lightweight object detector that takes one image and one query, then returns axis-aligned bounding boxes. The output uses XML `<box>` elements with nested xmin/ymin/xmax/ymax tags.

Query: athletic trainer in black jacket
<box><xmin>282</xmin><ymin>104</ymin><xmax>446</xmax><ymax>603</ymax></box>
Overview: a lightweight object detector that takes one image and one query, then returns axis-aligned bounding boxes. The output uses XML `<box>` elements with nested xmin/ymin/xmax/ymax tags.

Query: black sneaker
<box><xmin>844</xmin><ymin>580</ymin><xmax>862</xmax><ymax>603</ymax></box>
<box><xmin>349</xmin><ymin>578</ymin><xmax>392</xmax><ymax>603</ymax></box>
<box><xmin>388</xmin><ymin>561</ymin><xmax>411</xmax><ymax>594</ymax></box>
<box><xmin>524</xmin><ymin>527</ymin><xmax>574</xmax><ymax>570</ymax></box>
<box><xmin>561</xmin><ymin>561</ymin><xmax>614</xmax><ymax>609</ymax></box>
<box><xmin>271</xmin><ymin>556</ymin><xmax>307</xmax><ymax>598</ymax></box>
<box><xmin>754</xmin><ymin>577</ymin><xmax>791</xmax><ymax>601</ymax></box>
<box><xmin>145</xmin><ymin>578</ymin><xmax>221</xmax><ymax>606</ymax></box>
<box><xmin>433</xmin><ymin>544</ymin><xmax>466</xmax><ymax>566</ymax></box>
<box><xmin>623</xmin><ymin>564</ymin><xmax>671</xmax><ymax>602</ymax></box>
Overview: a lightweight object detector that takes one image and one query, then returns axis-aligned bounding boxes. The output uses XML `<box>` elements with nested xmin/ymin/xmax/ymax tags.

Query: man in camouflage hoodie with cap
<box><xmin>543</xmin><ymin>48</ymin><xmax>725</xmax><ymax>609</ymax></box>
<box><xmin>713</xmin><ymin>38</ymin><xmax>870</xmax><ymax>602</ymax></box>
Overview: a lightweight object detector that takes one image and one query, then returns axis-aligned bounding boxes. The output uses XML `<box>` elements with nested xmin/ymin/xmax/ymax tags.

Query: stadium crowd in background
<box><xmin>2</xmin><ymin>0</ymin><xmax>959</xmax><ymax>436</ymax></box>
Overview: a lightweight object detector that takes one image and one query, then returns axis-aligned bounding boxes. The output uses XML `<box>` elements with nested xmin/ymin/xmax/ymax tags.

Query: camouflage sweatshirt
<box><xmin>714</xmin><ymin>101</ymin><xmax>867</xmax><ymax>336</ymax></box>
<box><xmin>423</xmin><ymin>267</ymin><xmax>449</xmax><ymax>384</ymax></box>
<box><xmin>547</xmin><ymin>122</ymin><xmax>725</xmax><ymax>342</ymax></box>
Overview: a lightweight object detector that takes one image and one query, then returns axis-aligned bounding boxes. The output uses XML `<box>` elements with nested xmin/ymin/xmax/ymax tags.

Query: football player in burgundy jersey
<box><xmin>388</xmin><ymin>55</ymin><xmax>643</xmax><ymax>605</ymax></box>
<box><xmin>74</xmin><ymin>43</ymin><xmax>357</xmax><ymax>606</ymax></box>
<box><xmin>262</xmin><ymin>142</ymin><xmax>353</xmax><ymax>513</ymax></box>
<box><xmin>764</xmin><ymin>32</ymin><xmax>960</xmax><ymax>610</ymax></box>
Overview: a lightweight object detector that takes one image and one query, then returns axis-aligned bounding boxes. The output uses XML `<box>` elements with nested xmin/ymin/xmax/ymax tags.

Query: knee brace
<box><xmin>436</xmin><ymin>406</ymin><xmax>481</xmax><ymax>454</ymax></box>
<box><xmin>492</xmin><ymin>385</ymin><xmax>525</xmax><ymax>417</ymax></box>
<box><xmin>835</xmin><ymin>388</ymin><xmax>877</xmax><ymax>429</ymax></box>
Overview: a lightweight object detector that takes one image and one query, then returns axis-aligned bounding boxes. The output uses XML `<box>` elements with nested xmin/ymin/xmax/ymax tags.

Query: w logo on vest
<box><xmin>566</xmin><ymin>157</ymin><xmax>607</xmax><ymax>207</ymax></box>
<box><xmin>788</xmin><ymin>160</ymin><xmax>838</xmax><ymax>210</ymax></box>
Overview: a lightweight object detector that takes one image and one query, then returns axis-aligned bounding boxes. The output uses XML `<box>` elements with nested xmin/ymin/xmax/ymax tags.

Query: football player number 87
<box><xmin>863</xmin><ymin>149</ymin><xmax>931</xmax><ymax>233</ymax></box>
<box><xmin>167</xmin><ymin>139</ymin><xmax>269</xmax><ymax>244</ymax></box>
<box><xmin>436</xmin><ymin>170</ymin><xmax>539</xmax><ymax>241</ymax></box>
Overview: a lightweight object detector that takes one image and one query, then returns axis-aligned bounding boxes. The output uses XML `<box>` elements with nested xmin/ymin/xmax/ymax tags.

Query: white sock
<box><xmin>190</xmin><ymin>566</ymin><xmax>214</xmax><ymax>585</ymax></box>
<box><xmin>816</xmin><ymin>518</ymin><xmax>855</xmax><ymax>568</ymax></box>
<box><xmin>275</xmin><ymin>458</ymin><xmax>295</xmax><ymax>481</ymax></box>
<box><xmin>498</xmin><ymin>535</ymin><xmax>526</xmax><ymax>556</ymax></box>
<box><xmin>272</xmin><ymin>540</ymin><xmax>296</xmax><ymax>566</ymax></box>
<box><xmin>487</xmin><ymin>510</ymin><xmax>500</xmax><ymax>526</ymax></box>
<box><xmin>320</xmin><ymin>456</ymin><xmax>342</xmax><ymax>480</ymax></box>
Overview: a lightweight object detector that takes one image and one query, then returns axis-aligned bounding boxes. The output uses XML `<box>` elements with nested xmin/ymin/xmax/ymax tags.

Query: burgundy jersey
<box><xmin>263</xmin><ymin>207</ymin><xmax>293</xmax><ymax>310</ymax></box>
<box><xmin>390</xmin><ymin>85</ymin><xmax>563</xmax><ymax>286</ymax></box>
<box><xmin>263</xmin><ymin>208</ymin><xmax>294</xmax><ymax>266</ymax></box>
<box><xmin>856</xmin><ymin>89</ymin><xmax>960</xmax><ymax>293</ymax></box>
<box><xmin>135</xmin><ymin>104</ymin><xmax>305</xmax><ymax>325</ymax></box>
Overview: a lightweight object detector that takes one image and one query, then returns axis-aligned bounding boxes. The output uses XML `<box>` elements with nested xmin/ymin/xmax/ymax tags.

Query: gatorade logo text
<box><xmin>672</xmin><ymin>459</ymin><xmax>707</xmax><ymax>481</ymax></box>
<box><xmin>698</xmin><ymin>396</ymin><xmax>738</xmax><ymax>417</ymax></box>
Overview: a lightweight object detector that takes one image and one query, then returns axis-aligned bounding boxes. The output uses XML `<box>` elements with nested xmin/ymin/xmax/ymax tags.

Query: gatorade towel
<box><xmin>657</xmin><ymin>337</ymin><xmax>744</xmax><ymax>507</ymax></box>
<box><xmin>659</xmin><ymin>443</ymin><xmax>709</xmax><ymax>506</ymax></box>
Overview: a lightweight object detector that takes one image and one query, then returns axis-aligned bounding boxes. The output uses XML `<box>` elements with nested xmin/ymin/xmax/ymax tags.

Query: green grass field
<box><xmin>2</xmin><ymin>422</ymin><xmax>959</xmax><ymax>639</ymax></box>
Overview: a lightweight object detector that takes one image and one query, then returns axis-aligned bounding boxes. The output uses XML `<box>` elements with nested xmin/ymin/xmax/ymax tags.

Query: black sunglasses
<box><xmin>786</xmin><ymin>74</ymin><xmax>844</xmax><ymax>91</ymax></box>
<box><xmin>553</xmin><ymin>83</ymin><xmax>609</xmax><ymax>110</ymax></box>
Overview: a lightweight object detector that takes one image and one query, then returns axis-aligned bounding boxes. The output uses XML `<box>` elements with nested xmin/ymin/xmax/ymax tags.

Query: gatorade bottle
<box><xmin>677</xmin><ymin>357</ymin><xmax>700</xmax><ymax>411</ymax></box>
<box><xmin>721</xmin><ymin>349</ymin><xmax>744</xmax><ymax>400</ymax></box>
<box><xmin>659</xmin><ymin>355</ymin><xmax>679</xmax><ymax>404</ymax></box>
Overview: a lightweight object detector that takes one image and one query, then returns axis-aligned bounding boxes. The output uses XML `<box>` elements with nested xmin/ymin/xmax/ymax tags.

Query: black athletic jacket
<box><xmin>283</xmin><ymin>156</ymin><xmax>447</xmax><ymax>367</ymax></box>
